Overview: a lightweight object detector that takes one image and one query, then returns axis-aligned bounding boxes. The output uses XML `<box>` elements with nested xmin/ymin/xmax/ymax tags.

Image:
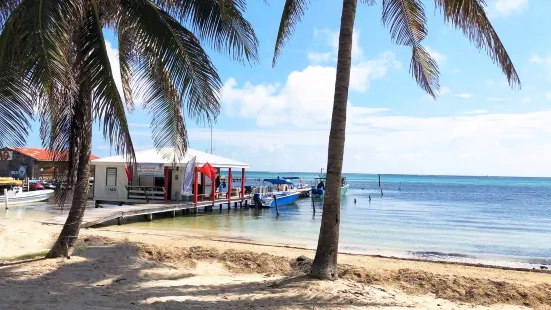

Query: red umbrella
<box><xmin>199</xmin><ymin>162</ymin><xmax>217</xmax><ymax>179</ymax></box>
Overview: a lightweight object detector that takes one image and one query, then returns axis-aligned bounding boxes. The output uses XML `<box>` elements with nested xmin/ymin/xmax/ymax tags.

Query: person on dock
<box><xmin>215</xmin><ymin>175</ymin><xmax>221</xmax><ymax>192</ymax></box>
<box><xmin>317</xmin><ymin>180</ymin><xmax>325</xmax><ymax>190</ymax></box>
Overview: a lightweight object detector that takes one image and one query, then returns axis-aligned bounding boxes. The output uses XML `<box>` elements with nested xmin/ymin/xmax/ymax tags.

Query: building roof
<box><xmin>12</xmin><ymin>147</ymin><xmax>99</xmax><ymax>161</ymax></box>
<box><xmin>91</xmin><ymin>148</ymin><xmax>250</xmax><ymax>169</ymax></box>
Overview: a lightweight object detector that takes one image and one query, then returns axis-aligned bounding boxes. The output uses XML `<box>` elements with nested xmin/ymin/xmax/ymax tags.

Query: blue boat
<box><xmin>254</xmin><ymin>178</ymin><xmax>300</xmax><ymax>208</ymax></box>
<box><xmin>311</xmin><ymin>173</ymin><xmax>349</xmax><ymax>197</ymax></box>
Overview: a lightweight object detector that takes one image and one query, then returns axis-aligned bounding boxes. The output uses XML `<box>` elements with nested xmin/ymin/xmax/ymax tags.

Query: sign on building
<box><xmin>10</xmin><ymin>165</ymin><xmax>26</xmax><ymax>179</ymax></box>
<box><xmin>136</xmin><ymin>163</ymin><xmax>164</xmax><ymax>177</ymax></box>
<box><xmin>0</xmin><ymin>150</ymin><xmax>13</xmax><ymax>161</ymax></box>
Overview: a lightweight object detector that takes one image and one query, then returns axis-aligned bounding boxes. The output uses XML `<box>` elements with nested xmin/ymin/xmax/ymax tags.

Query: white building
<box><xmin>91</xmin><ymin>148</ymin><xmax>250</xmax><ymax>205</ymax></box>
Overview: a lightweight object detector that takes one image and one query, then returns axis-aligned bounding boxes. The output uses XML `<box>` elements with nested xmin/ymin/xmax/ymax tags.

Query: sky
<box><xmin>22</xmin><ymin>0</ymin><xmax>551</xmax><ymax>176</ymax></box>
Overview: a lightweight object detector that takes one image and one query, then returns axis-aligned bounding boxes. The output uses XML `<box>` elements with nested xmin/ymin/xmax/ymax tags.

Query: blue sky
<box><xmin>24</xmin><ymin>0</ymin><xmax>551</xmax><ymax>176</ymax></box>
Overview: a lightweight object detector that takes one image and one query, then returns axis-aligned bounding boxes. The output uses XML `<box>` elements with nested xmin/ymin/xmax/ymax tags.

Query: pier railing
<box><xmin>126</xmin><ymin>186</ymin><xmax>165</xmax><ymax>202</ymax></box>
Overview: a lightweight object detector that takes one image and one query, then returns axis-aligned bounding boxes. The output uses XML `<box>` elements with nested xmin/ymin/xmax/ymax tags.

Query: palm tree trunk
<box><xmin>309</xmin><ymin>0</ymin><xmax>357</xmax><ymax>280</ymax></box>
<box><xmin>46</xmin><ymin>65</ymin><xmax>92</xmax><ymax>258</ymax></box>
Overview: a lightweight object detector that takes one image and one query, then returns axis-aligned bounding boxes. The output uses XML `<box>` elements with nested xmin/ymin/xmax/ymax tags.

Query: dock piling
<box><xmin>171</xmin><ymin>210</ymin><xmax>176</xmax><ymax>218</ymax></box>
<box><xmin>3</xmin><ymin>188</ymin><xmax>8</xmax><ymax>209</ymax></box>
<box><xmin>273</xmin><ymin>195</ymin><xmax>279</xmax><ymax>217</ymax></box>
<box><xmin>118</xmin><ymin>217</ymin><xmax>123</xmax><ymax>225</ymax></box>
<box><xmin>145</xmin><ymin>214</ymin><xmax>153</xmax><ymax>221</ymax></box>
<box><xmin>311</xmin><ymin>195</ymin><xmax>315</xmax><ymax>214</ymax></box>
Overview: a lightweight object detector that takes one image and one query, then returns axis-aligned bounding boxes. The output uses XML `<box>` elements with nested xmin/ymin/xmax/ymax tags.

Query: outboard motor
<box><xmin>253</xmin><ymin>193</ymin><xmax>262</xmax><ymax>208</ymax></box>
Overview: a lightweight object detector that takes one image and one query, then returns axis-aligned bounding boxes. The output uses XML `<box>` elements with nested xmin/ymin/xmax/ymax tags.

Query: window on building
<box><xmin>106</xmin><ymin>167</ymin><xmax>117</xmax><ymax>186</ymax></box>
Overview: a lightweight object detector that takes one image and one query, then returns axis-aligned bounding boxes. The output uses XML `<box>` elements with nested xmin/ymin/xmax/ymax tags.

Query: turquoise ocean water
<box><xmin>121</xmin><ymin>172</ymin><xmax>551</xmax><ymax>268</ymax></box>
<box><xmin>7</xmin><ymin>172</ymin><xmax>551</xmax><ymax>267</ymax></box>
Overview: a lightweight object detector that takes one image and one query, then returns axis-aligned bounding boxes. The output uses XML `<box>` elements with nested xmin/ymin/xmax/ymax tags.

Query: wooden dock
<box><xmin>40</xmin><ymin>196</ymin><xmax>252</xmax><ymax>228</ymax></box>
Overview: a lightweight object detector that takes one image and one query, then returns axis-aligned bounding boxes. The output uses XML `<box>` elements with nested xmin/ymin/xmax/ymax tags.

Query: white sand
<box><xmin>0</xmin><ymin>218</ymin><xmax>547</xmax><ymax>309</ymax></box>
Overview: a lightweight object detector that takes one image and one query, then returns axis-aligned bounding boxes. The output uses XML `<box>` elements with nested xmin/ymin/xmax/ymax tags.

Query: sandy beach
<box><xmin>1</xmin><ymin>217</ymin><xmax>550</xmax><ymax>309</ymax></box>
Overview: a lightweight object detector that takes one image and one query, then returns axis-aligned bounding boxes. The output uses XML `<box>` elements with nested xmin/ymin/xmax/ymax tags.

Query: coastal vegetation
<box><xmin>0</xmin><ymin>0</ymin><xmax>258</xmax><ymax>257</ymax></box>
<box><xmin>272</xmin><ymin>0</ymin><xmax>521</xmax><ymax>280</ymax></box>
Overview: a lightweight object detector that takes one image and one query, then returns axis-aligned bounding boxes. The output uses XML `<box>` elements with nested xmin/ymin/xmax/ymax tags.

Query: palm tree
<box><xmin>273</xmin><ymin>0</ymin><xmax>520</xmax><ymax>280</ymax></box>
<box><xmin>0</xmin><ymin>0</ymin><xmax>258</xmax><ymax>257</ymax></box>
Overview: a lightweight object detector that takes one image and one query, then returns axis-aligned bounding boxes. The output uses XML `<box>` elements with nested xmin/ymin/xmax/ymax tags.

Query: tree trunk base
<box><xmin>309</xmin><ymin>258</ymin><xmax>339</xmax><ymax>280</ymax></box>
<box><xmin>46</xmin><ymin>238</ymin><xmax>72</xmax><ymax>258</ymax></box>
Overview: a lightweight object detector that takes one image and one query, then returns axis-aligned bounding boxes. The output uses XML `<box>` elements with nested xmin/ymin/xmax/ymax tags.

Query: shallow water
<box><xmin>119</xmin><ymin>173</ymin><xmax>551</xmax><ymax>268</ymax></box>
<box><xmin>6</xmin><ymin>173</ymin><xmax>551</xmax><ymax>267</ymax></box>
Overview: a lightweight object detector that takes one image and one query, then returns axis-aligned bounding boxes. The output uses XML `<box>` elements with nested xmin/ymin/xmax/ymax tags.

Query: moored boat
<box><xmin>311</xmin><ymin>173</ymin><xmax>349</xmax><ymax>197</ymax></box>
<box><xmin>0</xmin><ymin>177</ymin><xmax>54</xmax><ymax>206</ymax></box>
<box><xmin>254</xmin><ymin>178</ymin><xmax>300</xmax><ymax>208</ymax></box>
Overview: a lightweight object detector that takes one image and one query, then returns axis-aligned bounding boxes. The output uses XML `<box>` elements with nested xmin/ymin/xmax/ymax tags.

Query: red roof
<box><xmin>12</xmin><ymin>148</ymin><xmax>99</xmax><ymax>161</ymax></box>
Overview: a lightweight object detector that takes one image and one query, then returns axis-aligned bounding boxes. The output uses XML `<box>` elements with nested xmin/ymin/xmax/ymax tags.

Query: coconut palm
<box><xmin>273</xmin><ymin>0</ymin><xmax>520</xmax><ymax>280</ymax></box>
<box><xmin>0</xmin><ymin>0</ymin><xmax>258</xmax><ymax>257</ymax></box>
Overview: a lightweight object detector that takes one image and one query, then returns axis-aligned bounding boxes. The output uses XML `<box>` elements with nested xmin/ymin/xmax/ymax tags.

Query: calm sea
<box><xmin>8</xmin><ymin>172</ymin><xmax>551</xmax><ymax>268</ymax></box>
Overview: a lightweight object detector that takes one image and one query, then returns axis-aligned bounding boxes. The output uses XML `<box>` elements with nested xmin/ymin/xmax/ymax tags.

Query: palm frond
<box><xmin>154</xmin><ymin>0</ymin><xmax>259</xmax><ymax>63</ymax></box>
<box><xmin>382</xmin><ymin>0</ymin><xmax>439</xmax><ymax>97</ymax></box>
<box><xmin>0</xmin><ymin>0</ymin><xmax>21</xmax><ymax>31</ymax></box>
<box><xmin>0</xmin><ymin>71</ymin><xmax>34</xmax><ymax>147</ymax></box>
<box><xmin>382</xmin><ymin>0</ymin><xmax>427</xmax><ymax>45</ymax></box>
<box><xmin>120</xmin><ymin>0</ymin><xmax>221</xmax><ymax>126</ymax></box>
<box><xmin>140</xmin><ymin>58</ymin><xmax>188</xmax><ymax>161</ymax></box>
<box><xmin>0</xmin><ymin>0</ymin><xmax>75</xmax><ymax>94</ymax></box>
<box><xmin>434</xmin><ymin>0</ymin><xmax>520</xmax><ymax>88</ymax></box>
<box><xmin>272</xmin><ymin>0</ymin><xmax>309</xmax><ymax>66</ymax></box>
<box><xmin>411</xmin><ymin>45</ymin><xmax>439</xmax><ymax>97</ymax></box>
<box><xmin>82</xmin><ymin>0</ymin><xmax>135</xmax><ymax>164</ymax></box>
<box><xmin>117</xmin><ymin>22</ymin><xmax>137</xmax><ymax>111</ymax></box>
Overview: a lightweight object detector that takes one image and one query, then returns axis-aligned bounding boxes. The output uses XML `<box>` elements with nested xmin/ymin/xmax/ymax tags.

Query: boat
<box><xmin>311</xmin><ymin>170</ymin><xmax>349</xmax><ymax>197</ymax></box>
<box><xmin>282</xmin><ymin>176</ymin><xmax>311</xmax><ymax>197</ymax></box>
<box><xmin>253</xmin><ymin>178</ymin><xmax>300</xmax><ymax>208</ymax></box>
<box><xmin>0</xmin><ymin>177</ymin><xmax>54</xmax><ymax>206</ymax></box>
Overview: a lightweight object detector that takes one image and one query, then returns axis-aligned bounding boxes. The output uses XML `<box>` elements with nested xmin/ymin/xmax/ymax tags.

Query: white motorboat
<box><xmin>0</xmin><ymin>178</ymin><xmax>54</xmax><ymax>206</ymax></box>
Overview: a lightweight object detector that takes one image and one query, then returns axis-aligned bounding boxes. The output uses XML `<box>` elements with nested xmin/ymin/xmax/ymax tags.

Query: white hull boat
<box><xmin>0</xmin><ymin>187</ymin><xmax>54</xmax><ymax>206</ymax></box>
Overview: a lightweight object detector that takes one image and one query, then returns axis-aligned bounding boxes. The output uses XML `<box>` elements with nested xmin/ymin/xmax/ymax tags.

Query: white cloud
<box><xmin>521</xmin><ymin>96</ymin><xmax>531</xmax><ymax>103</ymax></box>
<box><xmin>307</xmin><ymin>52</ymin><xmax>332</xmax><ymax>63</ymax></box>
<box><xmin>529</xmin><ymin>54</ymin><xmax>551</xmax><ymax>74</ymax></box>
<box><xmin>190</xmin><ymin>110</ymin><xmax>551</xmax><ymax>176</ymax></box>
<box><xmin>455</xmin><ymin>93</ymin><xmax>473</xmax><ymax>99</ymax></box>
<box><xmin>310</xmin><ymin>28</ymin><xmax>363</xmax><ymax>63</ymax></box>
<box><xmin>222</xmin><ymin>52</ymin><xmax>400</xmax><ymax>127</ymax></box>
<box><xmin>105</xmin><ymin>41</ymin><xmax>123</xmax><ymax>96</ymax></box>
<box><xmin>494</xmin><ymin>0</ymin><xmax>528</xmax><ymax>17</ymax></box>
<box><xmin>545</xmin><ymin>92</ymin><xmax>551</xmax><ymax>101</ymax></box>
<box><xmin>425</xmin><ymin>46</ymin><xmax>447</xmax><ymax>66</ymax></box>
<box><xmin>464</xmin><ymin>110</ymin><xmax>489</xmax><ymax>114</ymax></box>
<box><xmin>439</xmin><ymin>87</ymin><xmax>451</xmax><ymax>96</ymax></box>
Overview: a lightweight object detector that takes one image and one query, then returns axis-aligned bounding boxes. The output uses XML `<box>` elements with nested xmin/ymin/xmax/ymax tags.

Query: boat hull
<box><xmin>0</xmin><ymin>189</ymin><xmax>54</xmax><ymax>206</ymax></box>
<box><xmin>312</xmin><ymin>185</ymin><xmax>349</xmax><ymax>197</ymax></box>
<box><xmin>262</xmin><ymin>192</ymin><xmax>300</xmax><ymax>208</ymax></box>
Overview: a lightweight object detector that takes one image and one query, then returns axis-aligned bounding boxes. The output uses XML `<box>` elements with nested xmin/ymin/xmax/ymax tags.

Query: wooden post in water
<box><xmin>3</xmin><ymin>188</ymin><xmax>8</xmax><ymax>209</ymax></box>
<box><xmin>378</xmin><ymin>174</ymin><xmax>381</xmax><ymax>187</ymax></box>
<box><xmin>273</xmin><ymin>195</ymin><xmax>279</xmax><ymax>216</ymax></box>
<box><xmin>311</xmin><ymin>194</ymin><xmax>315</xmax><ymax>214</ymax></box>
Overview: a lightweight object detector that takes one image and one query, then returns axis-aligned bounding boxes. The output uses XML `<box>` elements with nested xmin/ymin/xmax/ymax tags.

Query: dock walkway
<box><xmin>40</xmin><ymin>196</ymin><xmax>252</xmax><ymax>228</ymax></box>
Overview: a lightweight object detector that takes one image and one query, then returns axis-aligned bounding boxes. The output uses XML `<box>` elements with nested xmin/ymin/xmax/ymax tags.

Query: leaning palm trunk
<box><xmin>309</xmin><ymin>0</ymin><xmax>357</xmax><ymax>280</ymax></box>
<box><xmin>46</xmin><ymin>112</ymin><xmax>92</xmax><ymax>257</ymax></box>
<box><xmin>47</xmin><ymin>55</ymin><xmax>93</xmax><ymax>258</ymax></box>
